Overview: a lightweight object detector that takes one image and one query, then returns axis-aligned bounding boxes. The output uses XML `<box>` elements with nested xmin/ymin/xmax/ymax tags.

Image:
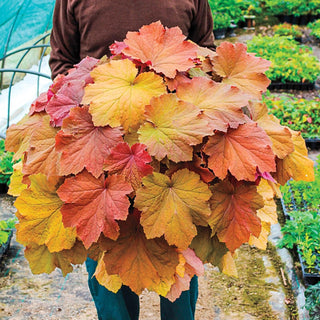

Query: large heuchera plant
<box><xmin>5</xmin><ymin>21</ymin><xmax>314</xmax><ymax>301</ymax></box>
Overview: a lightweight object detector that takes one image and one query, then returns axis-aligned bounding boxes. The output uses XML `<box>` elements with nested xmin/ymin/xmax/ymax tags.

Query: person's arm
<box><xmin>49</xmin><ymin>0</ymin><xmax>81</xmax><ymax>79</ymax></box>
<box><xmin>188</xmin><ymin>0</ymin><xmax>215</xmax><ymax>50</ymax></box>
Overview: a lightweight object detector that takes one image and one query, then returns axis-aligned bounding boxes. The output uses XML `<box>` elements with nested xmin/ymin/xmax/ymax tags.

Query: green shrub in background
<box><xmin>273</xmin><ymin>23</ymin><xmax>303</xmax><ymax>38</ymax></box>
<box><xmin>247</xmin><ymin>35</ymin><xmax>320</xmax><ymax>83</ymax></box>
<box><xmin>208</xmin><ymin>0</ymin><xmax>262</xmax><ymax>24</ymax></box>
<box><xmin>278</xmin><ymin>156</ymin><xmax>320</xmax><ymax>273</ymax></box>
<box><xmin>265</xmin><ymin>0</ymin><xmax>320</xmax><ymax>16</ymax></box>
<box><xmin>0</xmin><ymin>139</ymin><xmax>15</xmax><ymax>185</ymax></box>
<box><xmin>263</xmin><ymin>93</ymin><xmax>320</xmax><ymax>139</ymax></box>
<box><xmin>212</xmin><ymin>12</ymin><xmax>232</xmax><ymax>29</ymax></box>
<box><xmin>308</xmin><ymin>19</ymin><xmax>320</xmax><ymax>39</ymax></box>
<box><xmin>305</xmin><ymin>282</ymin><xmax>320</xmax><ymax>320</ymax></box>
<box><xmin>0</xmin><ymin>218</ymin><xmax>16</xmax><ymax>247</ymax></box>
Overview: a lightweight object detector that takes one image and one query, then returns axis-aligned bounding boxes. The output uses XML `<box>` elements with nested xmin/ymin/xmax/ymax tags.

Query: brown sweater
<box><xmin>49</xmin><ymin>0</ymin><xmax>215</xmax><ymax>79</ymax></box>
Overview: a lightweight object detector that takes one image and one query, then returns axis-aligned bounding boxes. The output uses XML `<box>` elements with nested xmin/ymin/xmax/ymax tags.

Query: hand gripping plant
<box><xmin>5</xmin><ymin>21</ymin><xmax>314</xmax><ymax>301</ymax></box>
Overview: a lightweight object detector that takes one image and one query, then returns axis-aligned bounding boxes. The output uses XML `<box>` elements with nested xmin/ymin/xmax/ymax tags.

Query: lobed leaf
<box><xmin>82</xmin><ymin>59</ymin><xmax>166</xmax><ymax>132</ymax></box>
<box><xmin>176</xmin><ymin>77</ymin><xmax>248</xmax><ymax>132</ymax></box>
<box><xmin>212</xmin><ymin>42</ymin><xmax>271</xmax><ymax>98</ymax></box>
<box><xmin>99</xmin><ymin>214</ymin><xmax>179</xmax><ymax>296</ymax></box>
<box><xmin>203</xmin><ymin>122</ymin><xmax>276</xmax><ymax>181</ymax></box>
<box><xmin>15</xmin><ymin>174</ymin><xmax>76</xmax><ymax>253</ymax></box>
<box><xmin>56</xmin><ymin>106</ymin><xmax>123</xmax><ymax>178</ymax></box>
<box><xmin>104</xmin><ymin>142</ymin><xmax>153</xmax><ymax>190</ymax></box>
<box><xmin>274</xmin><ymin>130</ymin><xmax>315</xmax><ymax>184</ymax></box>
<box><xmin>122</xmin><ymin>21</ymin><xmax>198</xmax><ymax>78</ymax></box>
<box><xmin>209</xmin><ymin>180</ymin><xmax>263</xmax><ymax>252</ymax></box>
<box><xmin>138</xmin><ymin>94</ymin><xmax>212</xmax><ymax>162</ymax></box>
<box><xmin>135</xmin><ymin>169</ymin><xmax>212</xmax><ymax>249</ymax></box>
<box><xmin>22</xmin><ymin>115</ymin><xmax>60</xmax><ymax>178</ymax></box>
<box><xmin>57</xmin><ymin>170</ymin><xmax>133</xmax><ymax>248</ymax></box>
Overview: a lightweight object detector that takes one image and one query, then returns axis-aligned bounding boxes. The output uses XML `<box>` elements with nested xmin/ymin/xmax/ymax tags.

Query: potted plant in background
<box><xmin>0</xmin><ymin>139</ymin><xmax>14</xmax><ymax>193</ymax></box>
<box><xmin>0</xmin><ymin>218</ymin><xmax>16</xmax><ymax>261</ymax></box>
<box><xmin>213</xmin><ymin>12</ymin><xmax>232</xmax><ymax>39</ymax></box>
<box><xmin>240</xmin><ymin>0</ymin><xmax>262</xmax><ymax>29</ymax></box>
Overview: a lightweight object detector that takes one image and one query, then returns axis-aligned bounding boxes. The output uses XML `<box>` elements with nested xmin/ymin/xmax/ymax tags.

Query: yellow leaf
<box><xmin>275</xmin><ymin>130</ymin><xmax>314</xmax><ymax>184</ymax></box>
<box><xmin>94</xmin><ymin>254</ymin><xmax>123</xmax><ymax>293</ymax></box>
<box><xmin>25</xmin><ymin>241</ymin><xmax>87</xmax><ymax>277</ymax></box>
<box><xmin>15</xmin><ymin>174</ymin><xmax>76</xmax><ymax>252</ymax></box>
<box><xmin>8</xmin><ymin>162</ymin><xmax>27</xmax><ymax>197</ymax></box>
<box><xmin>135</xmin><ymin>169</ymin><xmax>212</xmax><ymax>249</ymax></box>
<box><xmin>82</xmin><ymin>59</ymin><xmax>166</xmax><ymax>132</ymax></box>
<box><xmin>138</xmin><ymin>94</ymin><xmax>212</xmax><ymax>162</ymax></box>
<box><xmin>248</xmin><ymin>221</ymin><xmax>271</xmax><ymax>250</ymax></box>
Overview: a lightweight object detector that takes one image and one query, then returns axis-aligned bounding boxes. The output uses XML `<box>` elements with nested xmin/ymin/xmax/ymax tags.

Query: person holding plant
<box><xmin>49</xmin><ymin>1</ymin><xmax>215</xmax><ymax>320</ymax></box>
<box><xmin>49</xmin><ymin>0</ymin><xmax>215</xmax><ymax>79</ymax></box>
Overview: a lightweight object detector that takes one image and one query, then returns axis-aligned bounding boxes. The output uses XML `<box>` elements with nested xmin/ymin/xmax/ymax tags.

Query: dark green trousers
<box><xmin>86</xmin><ymin>258</ymin><xmax>198</xmax><ymax>320</ymax></box>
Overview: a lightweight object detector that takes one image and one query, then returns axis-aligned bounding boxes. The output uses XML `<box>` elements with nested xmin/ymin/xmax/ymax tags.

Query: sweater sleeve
<box><xmin>188</xmin><ymin>0</ymin><xmax>215</xmax><ymax>50</ymax></box>
<box><xmin>49</xmin><ymin>0</ymin><xmax>81</xmax><ymax>79</ymax></box>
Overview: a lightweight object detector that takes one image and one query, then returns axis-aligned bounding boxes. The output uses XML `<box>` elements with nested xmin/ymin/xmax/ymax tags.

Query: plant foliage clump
<box><xmin>0</xmin><ymin>218</ymin><xmax>16</xmax><ymax>246</ymax></box>
<box><xmin>4</xmin><ymin>21</ymin><xmax>314</xmax><ymax>300</ymax></box>
<box><xmin>273</xmin><ymin>23</ymin><xmax>303</xmax><ymax>38</ymax></box>
<box><xmin>308</xmin><ymin>19</ymin><xmax>320</xmax><ymax>39</ymax></box>
<box><xmin>247</xmin><ymin>35</ymin><xmax>320</xmax><ymax>83</ymax></box>
<box><xmin>263</xmin><ymin>93</ymin><xmax>320</xmax><ymax>139</ymax></box>
<box><xmin>0</xmin><ymin>139</ymin><xmax>15</xmax><ymax>185</ymax></box>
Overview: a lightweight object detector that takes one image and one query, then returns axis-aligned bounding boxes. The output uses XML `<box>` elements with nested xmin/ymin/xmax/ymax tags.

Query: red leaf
<box><xmin>104</xmin><ymin>143</ymin><xmax>153</xmax><ymax>190</ymax></box>
<box><xmin>57</xmin><ymin>170</ymin><xmax>133</xmax><ymax>248</ymax></box>
<box><xmin>55</xmin><ymin>106</ymin><xmax>123</xmax><ymax>178</ymax></box>
<box><xmin>46</xmin><ymin>80</ymin><xmax>85</xmax><ymax>127</ymax></box>
<box><xmin>29</xmin><ymin>92</ymin><xmax>48</xmax><ymax>116</ymax></box>
<box><xmin>65</xmin><ymin>56</ymin><xmax>98</xmax><ymax>84</ymax></box>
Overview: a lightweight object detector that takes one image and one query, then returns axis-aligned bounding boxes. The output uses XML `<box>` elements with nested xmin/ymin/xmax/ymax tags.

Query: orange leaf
<box><xmin>99</xmin><ymin>214</ymin><xmax>179</xmax><ymax>295</ymax></box>
<box><xmin>209</xmin><ymin>180</ymin><xmax>263</xmax><ymax>252</ymax></box>
<box><xmin>203</xmin><ymin>123</ymin><xmax>276</xmax><ymax>181</ymax></box>
<box><xmin>212</xmin><ymin>42</ymin><xmax>271</xmax><ymax>98</ymax></box>
<box><xmin>82</xmin><ymin>59</ymin><xmax>166</xmax><ymax>132</ymax></box>
<box><xmin>176</xmin><ymin>77</ymin><xmax>248</xmax><ymax>132</ymax></box>
<box><xmin>249</xmin><ymin>101</ymin><xmax>294</xmax><ymax>159</ymax></box>
<box><xmin>122</xmin><ymin>21</ymin><xmax>198</xmax><ymax>78</ymax></box>
<box><xmin>56</xmin><ymin>106</ymin><xmax>123</xmax><ymax>178</ymax></box>
<box><xmin>5</xmin><ymin>113</ymin><xmax>44</xmax><ymax>161</ymax></box>
<box><xmin>14</xmin><ymin>174</ymin><xmax>76</xmax><ymax>252</ymax></box>
<box><xmin>57</xmin><ymin>170</ymin><xmax>133</xmax><ymax>248</ymax></box>
<box><xmin>135</xmin><ymin>169</ymin><xmax>212</xmax><ymax>249</ymax></box>
<box><xmin>138</xmin><ymin>94</ymin><xmax>212</xmax><ymax>162</ymax></box>
<box><xmin>22</xmin><ymin>114</ymin><xmax>60</xmax><ymax>178</ymax></box>
<box><xmin>274</xmin><ymin>130</ymin><xmax>314</xmax><ymax>184</ymax></box>
<box><xmin>104</xmin><ymin>142</ymin><xmax>153</xmax><ymax>190</ymax></box>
